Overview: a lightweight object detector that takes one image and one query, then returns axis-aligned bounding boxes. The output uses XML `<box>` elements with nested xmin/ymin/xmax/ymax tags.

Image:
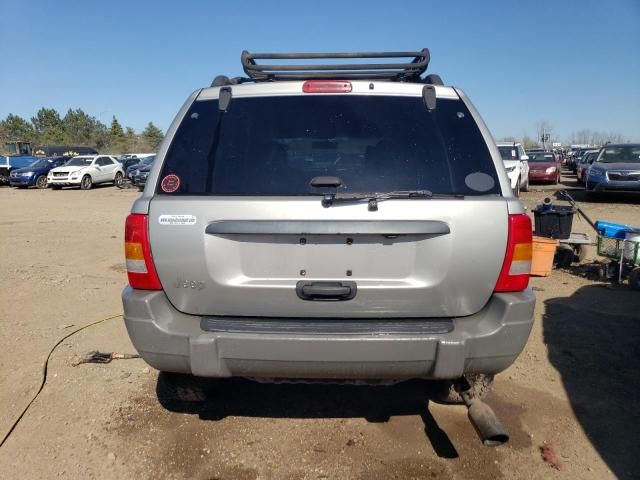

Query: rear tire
<box><xmin>35</xmin><ymin>175</ymin><xmax>48</xmax><ymax>189</ymax></box>
<box><xmin>521</xmin><ymin>176</ymin><xmax>529</xmax><ymax>192</ymax></box>
<box><xmin>575</xmin><ymin>245</ymin><xmax>588</xmax><ymax>264</ymax></box>
<box><xmin>556</xmin><ymin>244</ymin><xmax>574</xmax><ymax>268</ymax></box>
<box><xmin>434</xmin><ymin>374</ymin><xmax>494</xmax><ymax>404</ymax></box>
<box><xmin>80</xmin><ymin>175</ymin><xmax>92</xmax><ymax>190</ymax></box>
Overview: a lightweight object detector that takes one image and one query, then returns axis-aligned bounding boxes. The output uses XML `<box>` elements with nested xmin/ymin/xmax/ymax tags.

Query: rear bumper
<box><xmin>122</xmin><ymin>287</ymin><xmax>535</xmax><ymax>380</ymax></box>
<box><xmin>529</xmin><ymin>171</ymin><xmax>556</xmax><ymax>182</ymax></box>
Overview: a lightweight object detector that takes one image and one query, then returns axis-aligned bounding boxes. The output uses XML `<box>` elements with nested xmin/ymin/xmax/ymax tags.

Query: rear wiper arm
<box><xmin>324</xmin><ymin>190</ymin><xmax>434</xmax><ymax>210</ymax></box>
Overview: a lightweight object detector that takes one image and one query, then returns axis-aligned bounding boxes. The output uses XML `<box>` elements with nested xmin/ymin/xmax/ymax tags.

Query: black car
<box><xmin>125</xmin><ymin>155</ymin><xmax>155</xmax><ymax>179</ymax></box>
<box><xmin>130</xmin><ymin>162</ymin><xmax>154</xmax><ymax>191</ymax></box>
<box><xmin>118</xmin><ymin>155</ymin><xmax>141</xmax><ymax>174</ymax></box>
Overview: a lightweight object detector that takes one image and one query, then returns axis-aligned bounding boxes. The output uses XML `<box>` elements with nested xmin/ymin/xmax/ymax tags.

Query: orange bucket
<box><xmin>531</xmin><ymin>236</ymin><xmax>559</xmax><ymax>277</ymax></box>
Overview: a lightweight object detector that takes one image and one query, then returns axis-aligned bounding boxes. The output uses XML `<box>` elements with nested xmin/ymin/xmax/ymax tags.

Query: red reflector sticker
<box><xmin>161</xmin><ymin>174</ymin><xmax>180</xmax><ymax>193</ymax></box>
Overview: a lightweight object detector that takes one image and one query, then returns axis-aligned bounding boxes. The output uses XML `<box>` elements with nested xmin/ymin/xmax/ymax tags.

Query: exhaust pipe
<box><xmin>455</xmin><ymin>378</ymin><xmax>509</xmax><ymax>447</ymax></box>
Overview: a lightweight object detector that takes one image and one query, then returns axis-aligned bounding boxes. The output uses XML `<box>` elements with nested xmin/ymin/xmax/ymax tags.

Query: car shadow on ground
<box><xmin>543</xmin><ymin>284</ymin><xmax>640</xmax><ymax>479</ymax></box>
<box><xmin>552</xmin><ymin>180</ymin><xmax>640</xmax><ymax>205</ymax></box>
<box><xmin>156</xmin><ymin>376</ymin><xmax>459</xmax><ymax>459</ymax></box>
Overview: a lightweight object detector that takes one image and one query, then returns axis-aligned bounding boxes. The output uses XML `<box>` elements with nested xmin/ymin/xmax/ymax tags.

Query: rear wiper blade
<box><xmin>323</xmin><ymin>190</ymin><xmax>434</xmax><ymax>210</ymax></box>
<box><xmin>338</xmin><ymin>189</ymin><xmax>433</xmax><ymax>200</ymax></box>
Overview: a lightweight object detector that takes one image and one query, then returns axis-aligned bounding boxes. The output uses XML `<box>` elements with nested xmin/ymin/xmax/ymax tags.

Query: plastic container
<box><xmin>531</xmin><ymin>236</ymin><xmax>559</xmax><ymax>277</ymax></box>
<box><xmin>623</xmin><ymin>230</ymin><xmax>640</xmax><ymax>264</ymax></box>
<box><xmin>595</xmin><ymin>220</ymin><xmax>632</xmax><ymax>239</ymax></box>
<box><xmin>533</xmin><ymin>205</ymin><xmax>575</xmax><ymax>239</ymax></box>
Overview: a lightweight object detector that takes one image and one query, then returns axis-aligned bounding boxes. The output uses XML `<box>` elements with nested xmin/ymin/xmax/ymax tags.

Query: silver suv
<box><xmin>122</xmin><ymin>50</ymin><xmax>535</xmax><ymax>444</ymax></box>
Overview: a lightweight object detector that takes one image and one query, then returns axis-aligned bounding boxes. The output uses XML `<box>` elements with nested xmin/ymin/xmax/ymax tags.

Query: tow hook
<box><xmin>455</xmin><ymin>377</ymin><xmax>509</xmax><ymax>447</ymax></box>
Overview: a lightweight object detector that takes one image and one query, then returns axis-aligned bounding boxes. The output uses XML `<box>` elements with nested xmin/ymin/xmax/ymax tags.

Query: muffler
<box><xmin>456</xmin><ymin>378</ymin><xmax>509</xmax><ymax>447</ymax></box>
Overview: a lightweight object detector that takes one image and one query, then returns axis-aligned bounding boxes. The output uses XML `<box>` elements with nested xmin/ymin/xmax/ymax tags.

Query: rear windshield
<box><xmin>497</xmin><ymin>146</ymin><xmax>519</xmax><ymax>160</ymax></box>
<box><xmin>528</xmin><ymin>153</ymin><xmax>555</xmax><ymax>162</ymax></box>
<box><xmin>158</xmin><ymin>95</ymin><xmax>500</xmax><ymax>196</ymax></box>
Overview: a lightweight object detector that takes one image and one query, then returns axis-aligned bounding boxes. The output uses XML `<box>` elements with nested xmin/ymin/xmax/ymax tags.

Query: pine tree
<box><xmin>110</xmin><ymin>116</ymin><xmax>125</xmax><ymax>140</ymax></box>
<box><xmin>0</xmin><ymin>114</ymin><xmax>36</xmax><ymax>142</ymax></box>
<box><xmin>141</xmin><ymin>122</ymin><xmax>164</xmax><ymax>150</ymax></box>
<box><xmin>31</xmin><ymin>108</ymin><xmax>65</xmax><ymax>144</ymax></box>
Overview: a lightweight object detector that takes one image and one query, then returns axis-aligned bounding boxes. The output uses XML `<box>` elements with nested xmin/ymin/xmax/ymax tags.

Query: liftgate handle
<box><xmin>296</xmin><ymin>281</ymin><xmax>357</xmax><ymax>301</ymax></box>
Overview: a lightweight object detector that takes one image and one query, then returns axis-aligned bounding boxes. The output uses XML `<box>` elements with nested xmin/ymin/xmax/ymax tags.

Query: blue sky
<box><xmin>1</xmin><ymin>0</ymin><xmax>639</xmax><ymax>142</ymax></box>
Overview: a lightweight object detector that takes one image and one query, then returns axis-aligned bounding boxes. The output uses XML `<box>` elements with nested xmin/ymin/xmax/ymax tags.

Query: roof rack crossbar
<box><xmin>248</xmin><ymin>51</ymin><xmax>426</xmax><ymax>59</ymax></box>
<box><xmin>241</xmin><ymin>49</ymin><xmax>430</xmax><ymax>82</ymax></box>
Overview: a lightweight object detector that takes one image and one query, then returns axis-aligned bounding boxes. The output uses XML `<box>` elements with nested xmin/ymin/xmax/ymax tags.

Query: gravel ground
<box><xmin>0</xmin><ymin>173</ymin><xmax>639</xmax><ymax>480</ymax></box>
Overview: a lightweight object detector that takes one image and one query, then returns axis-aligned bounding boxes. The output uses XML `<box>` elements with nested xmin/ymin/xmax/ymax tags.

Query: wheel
<box><xmin>80</xmin><ymin>175</ymin><xmax>92</xmax><ymax>190</ymax></box>
<box><xmin>433</xmin><ymin>374</ymin><xmax>494</xmax><ymax>404</ymax></box>
<box><xmin>521</xmin><ymin>176</ymin><xmax>529</xmax><ymax>192</ymax></box>
<box><xmin>596</xmin><ymin>264</ymin><xmax>608</xmax><ymax>280</ymax></box>
<box><xmin>114</xmin><ymin>172</ymin><xmax>124</xmax><ymax>188</ymax></box>
<box><xmin>574</xmin><ymin>245</ymin><xmax>588</xmax><ymax>264</ymax></box>
<box><xmin>629</xmin><ymin>268</ymin><xmax>640</xmax><ymax>291</ymax></box>
<box><xmin>555</xmin><ymin>244</ymin><xmax>574</xmax><ymax>268</ymax></box>
<box><xmin>138</xmin><ymin>186</ymin><xmax>144</xmax><ymax>192</ymax></box>
<box><xmin>51</xmin><ymin>185</ymin><xmax>62</xmax><ymax>190</ymax></box>
<box><xmin>513</xmin><ymin>179</ymin><xmax>520</xmax><ymax>197</ymax></box>
<box><xmin>607</xmin><ymin>262</ymin><xmax>621</xmax><ymax>284</ymax></box>
<box><xmin>35</xmin><ymin>175</ymin><xmax>48</xmax><ymax>189</ymax></box>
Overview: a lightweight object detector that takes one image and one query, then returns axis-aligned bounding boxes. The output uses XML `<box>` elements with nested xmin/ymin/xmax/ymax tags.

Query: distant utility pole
<box><xmin>541</xmin><ymin>128</ymin><xmax>550</xmax><ymax>150</ymax></box>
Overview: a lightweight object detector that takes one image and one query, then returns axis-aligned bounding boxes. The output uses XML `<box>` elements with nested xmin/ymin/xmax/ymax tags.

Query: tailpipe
<box><xmin>455</xmin><ymin>377</ymin><xmax>509</xmax><ymax>447</ymax></box>
<box><xmin>464</xmin><ymin>395</ymin><xmax>509</xmax><ymax>447</ymax></box>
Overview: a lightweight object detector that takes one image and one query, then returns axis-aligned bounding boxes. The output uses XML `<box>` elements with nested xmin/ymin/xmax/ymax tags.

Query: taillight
<box><xmin>125</xmin><ymin>214</ymin><xmax>162</xmax><ymax>290</ymax></box>
<box><xmin>494</xmin><ymin>214</ymin><xmax>532</xmax><ymax>292</ymax></box>
<box><xmin>303</xmin><ymin>80</ymin><xmax>352</xmax><ymax>93</ymax></box>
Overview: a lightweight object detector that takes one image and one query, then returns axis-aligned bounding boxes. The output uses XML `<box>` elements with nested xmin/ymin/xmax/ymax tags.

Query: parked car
<box><xmin>9</xmin><ymin>156</ymin><xmax>71</xmax><ymax>189</ymax></box>
<box><xmin>0</xmin><ymin>141</ymin><xmax>39</xmax><ymax>185</ymax></box>
<box><xmin>47</xmin><ymin>155</ymin><xmax>124</xmax><ymax>190</ymax></box>
<box><xmin>585</xmin><ymin>144</ymin><xmax>640</xmax><ymax>196</ymax></box>
<box><xmin>120</xmin><ymin>154</ymin><xmax>155</xmax><ymax>178</ymax></box>
<box><xmin>129</xmin><ymin>155</ymin><xmax>155</xmax><ymax>190</ymax></box>
<box><xmin>496</xmin><ymin>142</ymin><xmax>529</xmax><ymax>196</ymax></box>
<box><xmin>121</xmin><ymin>49</ymin><xmax>535</xmax><ymax>426</ymax></box>
<box><xmin>568</xmin><ymin>147</ymin><xmax>596</xmax><ymax>173</ymax></box>
<box><xmin>118</xmin><ymin>155</ymin><xmax>140</xmax><ymax>174</ymax></box>
<box><xmin>575</xmin><ymin>149</ymin><xmax>599</xmax><ymax>184</ymax></box>
<box><xmin>527</xmin><ymin>151</ymin><xmax>561</xmax><ymax>184</ymax></box>
<box><xmin>126</xmin><ymin>155</ymin><xmax>155</xmax><ymax>179</ymax></box>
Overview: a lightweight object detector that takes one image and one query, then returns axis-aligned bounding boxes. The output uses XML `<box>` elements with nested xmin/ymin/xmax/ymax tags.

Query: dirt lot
<box><xmin>1</xmin><ymin>176</ymin><xmax>639</xmax><ymax>480</ymax></box>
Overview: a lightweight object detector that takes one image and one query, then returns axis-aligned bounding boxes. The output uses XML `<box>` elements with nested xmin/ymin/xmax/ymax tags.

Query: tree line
<box><xmin>0</xmin><ymin>108</ymin><xmax>164</xmax><ymax>154</ymax></box>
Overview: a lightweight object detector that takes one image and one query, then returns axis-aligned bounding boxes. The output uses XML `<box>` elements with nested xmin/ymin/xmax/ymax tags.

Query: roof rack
<box><xmin>240</xmin><ymin>49</ymin><xmax>431</xmax><ymax>82</ymax></box>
